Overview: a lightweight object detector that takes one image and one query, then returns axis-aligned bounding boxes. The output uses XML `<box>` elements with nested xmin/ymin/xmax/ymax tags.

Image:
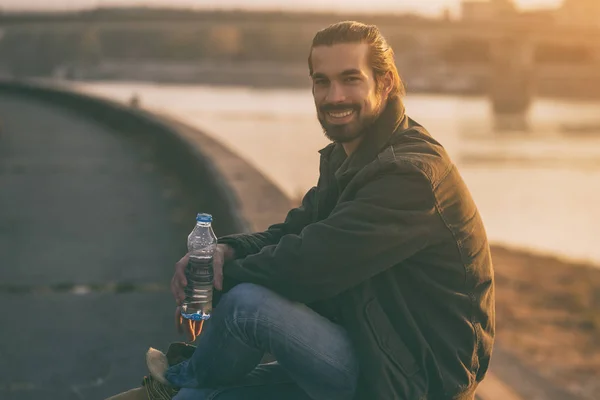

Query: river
<box><xmin>68</xmin><ymin>81</ymin><xmax>600</xmax><ymax>267</ymax></box>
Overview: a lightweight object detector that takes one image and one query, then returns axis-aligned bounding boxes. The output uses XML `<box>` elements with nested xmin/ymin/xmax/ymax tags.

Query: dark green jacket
<box><xmin>218</xmin><ymin>98</ymin><xmax>495</xmax><ymax>400</ymax></box>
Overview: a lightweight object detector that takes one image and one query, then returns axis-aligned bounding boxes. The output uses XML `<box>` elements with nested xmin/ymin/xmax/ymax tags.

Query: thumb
<box><xmin>175</xmin><ymin>307</ymin><xmax>184</xmax><ymax>335</ymax></box>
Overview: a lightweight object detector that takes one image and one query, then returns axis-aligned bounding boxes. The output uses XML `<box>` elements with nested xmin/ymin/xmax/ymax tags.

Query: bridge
<box><xmin>2</xmin><ymin>10</ymin><xmax>600</xmax><ymax>116</ymax></box>
<box><xmin>0</xmin><ymin>81</ymin><xmax>583</xmax><ymax>400</ymax></box>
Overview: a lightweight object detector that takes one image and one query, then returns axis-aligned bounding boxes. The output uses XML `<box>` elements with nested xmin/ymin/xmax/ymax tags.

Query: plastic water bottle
<box><xmin>181</xmin><ymin>213</ymin><xmax>217</xmax><ymax>321</ymax></box>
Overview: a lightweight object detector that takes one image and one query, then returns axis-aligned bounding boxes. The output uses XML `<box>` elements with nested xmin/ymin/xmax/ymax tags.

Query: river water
<box><xmin>69</xmin><ymin>81</ymin><xmax>600</xmax><ymax>267</ymax></box>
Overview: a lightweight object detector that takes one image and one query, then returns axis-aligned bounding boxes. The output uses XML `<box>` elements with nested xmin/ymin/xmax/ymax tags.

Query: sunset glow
<box><xmin>1</xmin><ymin>0</ymin><xmax>565</xmax><ymax>14</ymax></box>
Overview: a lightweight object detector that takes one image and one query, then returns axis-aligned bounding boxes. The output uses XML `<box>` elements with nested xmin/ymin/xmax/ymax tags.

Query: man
<box><xmin>109</xmin><ymin>21</ymin><xmax>494</xmax><ymax>400</ymax></box>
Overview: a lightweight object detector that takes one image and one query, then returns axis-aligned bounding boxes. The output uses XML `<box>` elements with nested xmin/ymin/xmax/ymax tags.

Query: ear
<box><xmin>382</xmin><ymin>71</ymin><xmax>394</xmax><ymax>97</ymax></box>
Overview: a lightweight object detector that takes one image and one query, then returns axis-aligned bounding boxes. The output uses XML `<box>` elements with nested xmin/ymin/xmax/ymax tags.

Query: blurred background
<box><xmin>1</xmin><ymin>1</ymin><xmax>599</xmax><ymax>399</ymax></box>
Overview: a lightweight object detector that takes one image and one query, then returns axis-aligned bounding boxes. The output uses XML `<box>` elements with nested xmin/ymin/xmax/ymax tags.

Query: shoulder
<box><xmin>376</xmin><ymin>121</ymin><xmax>454</xmax><ymax>189</ymax></box>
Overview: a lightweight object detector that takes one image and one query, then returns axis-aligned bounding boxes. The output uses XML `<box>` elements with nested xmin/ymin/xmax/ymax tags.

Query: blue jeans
<box><xmin>165</xmin><ymin>283</ymin><xmax>359</xmax><ymax>400</ymax></box>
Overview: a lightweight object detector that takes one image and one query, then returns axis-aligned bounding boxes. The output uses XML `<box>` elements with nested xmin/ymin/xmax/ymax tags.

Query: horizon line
<box><xmin>0</xmin><ymin>2</ymin><xmax>562</xmax><ymax>17</ymax></box>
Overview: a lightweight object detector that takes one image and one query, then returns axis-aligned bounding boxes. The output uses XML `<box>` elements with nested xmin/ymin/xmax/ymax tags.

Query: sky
<box><xmin>0</xmin><ymin>0</ymin><xmax>564</xmax><ymax>16</ymax></box>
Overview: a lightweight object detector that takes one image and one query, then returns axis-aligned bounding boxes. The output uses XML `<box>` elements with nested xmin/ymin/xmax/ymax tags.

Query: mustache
<box><xmin>320</xmin><ymin>103</ymin><xmax>360</xmax><ymax>113</ymax></box>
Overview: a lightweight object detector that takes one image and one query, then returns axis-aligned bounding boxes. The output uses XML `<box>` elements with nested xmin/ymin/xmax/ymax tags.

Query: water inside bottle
<box><xmin>181</xmin><ymin>255</ymin><xmax>214</xmax><ymax>321</ymax></box>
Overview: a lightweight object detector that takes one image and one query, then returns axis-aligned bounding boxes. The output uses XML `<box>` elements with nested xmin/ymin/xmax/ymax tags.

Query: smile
<box><xmin>327</xmin><ymin>109</ymin><xmax>354</xmax><ymax>119</ymax></box>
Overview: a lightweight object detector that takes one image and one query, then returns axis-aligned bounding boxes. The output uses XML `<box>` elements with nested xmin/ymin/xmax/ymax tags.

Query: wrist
<box><xmin>219</xmin><ymin>244</ymin><xmax>236</xmax><ymax>261</ymax></box>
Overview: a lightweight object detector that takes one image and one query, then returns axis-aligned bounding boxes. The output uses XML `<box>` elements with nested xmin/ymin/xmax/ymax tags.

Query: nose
<box><xmin>325</xmin><ymin>82</ymin><xmax>346</xmax><ymax>104</ymax></box>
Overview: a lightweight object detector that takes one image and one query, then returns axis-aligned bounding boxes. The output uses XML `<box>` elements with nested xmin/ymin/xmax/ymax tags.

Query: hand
<box><xmin>170</xmin><ymin>245</ymin><xmax>235</xmax><ymax>305</ymax></box>
<box><xmin>175</xmin><ymin>306</ymin><xmax>204</xmax><ymax>342</ymax></box>
<box><xmin>171</xmin><ymin>253</ymin><xmax>190</xmax><ymax>306</ymax></box>
<box><xmin>212</xmin><ymin>244</ymin><xmax>235</xmax><ymax>291</ymax></box>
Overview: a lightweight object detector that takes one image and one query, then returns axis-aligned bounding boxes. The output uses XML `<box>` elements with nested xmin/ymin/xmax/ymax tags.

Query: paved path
<box><xmin>0</xmin><ymin>94</ymin><xmax>193</xmax><ymax>399</ymax></box>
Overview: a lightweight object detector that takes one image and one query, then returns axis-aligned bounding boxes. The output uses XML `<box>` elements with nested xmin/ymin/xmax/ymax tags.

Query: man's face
<box><xmin>310</xmin><ymin>43</ymin><xmax>384</xmax><ymax>143</ymax></box>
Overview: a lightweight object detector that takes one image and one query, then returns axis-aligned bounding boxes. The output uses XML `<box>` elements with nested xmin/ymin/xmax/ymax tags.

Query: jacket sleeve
<box><xmin>217</xmin><ymin>186</ymin><xmax>318</xmax><ymax>259</ymax></box>
<box><xmin>223</xmin><ymin>171</ymin><xmax>440</xmax><ymax>304</ymax></box>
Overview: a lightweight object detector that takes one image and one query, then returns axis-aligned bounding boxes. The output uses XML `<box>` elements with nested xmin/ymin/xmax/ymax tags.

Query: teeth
<box><xmin>328</xmin><ymin>110</ymin><xmax>353</xmax><ymax>118</ymax></box>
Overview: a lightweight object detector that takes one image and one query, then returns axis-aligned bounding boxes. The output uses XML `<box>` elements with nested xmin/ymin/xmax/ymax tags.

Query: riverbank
<box><xmin>491</xmin><ymin>245</ymin><xmax>600</xmax><ymax>399</ymax></box>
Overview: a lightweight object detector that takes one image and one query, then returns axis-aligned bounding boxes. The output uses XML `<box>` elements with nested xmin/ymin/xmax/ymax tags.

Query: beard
<box><xmin>317</xmin><ymin>97</ymin><xmax>384</xmax><ymax>144</ymax></box>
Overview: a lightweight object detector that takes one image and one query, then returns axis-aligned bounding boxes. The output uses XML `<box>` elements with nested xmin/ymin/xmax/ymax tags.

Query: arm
<box><xmin>217</xmin><ymin>186</ymin><xmax>318</xmax><ymax>259</ymax></box>
<box><xmin>223</xmin><ymin>171</ymin><xmax>441</xmax><ymax>304</ymax></box>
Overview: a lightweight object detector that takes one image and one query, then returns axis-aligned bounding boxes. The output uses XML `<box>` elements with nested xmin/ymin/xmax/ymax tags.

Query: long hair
<box><xmin>308</xmin><ymin>21</ymin><xmax>405</xmax><ymax>99</ymax></box>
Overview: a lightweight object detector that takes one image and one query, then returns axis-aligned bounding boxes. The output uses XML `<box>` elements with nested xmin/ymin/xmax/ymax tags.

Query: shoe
<box><xmin>142</xmin><ymin>348</ymin><xmax>179</xmax><ymax>400</ymax></box>
<box><xmin>146</xmin><ymin>348</ymin><xmax>169</xmax><ymax>385</ymax></box>
<box><xmin>104</xmin><ymin>346</ymin><xmax>184</xmax><ymax>400</ymax></box>
<box><xmin>105</xmin><ymin>387</ymin><xmax>149</xmax><ymax>400</ymax></box>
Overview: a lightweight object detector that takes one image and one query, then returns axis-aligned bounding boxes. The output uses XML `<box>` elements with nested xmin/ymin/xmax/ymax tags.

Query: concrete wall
<box><xmin>0</xmin><ymin>79</ymin><xmax>250</xmax><ymax>238</ymax></box>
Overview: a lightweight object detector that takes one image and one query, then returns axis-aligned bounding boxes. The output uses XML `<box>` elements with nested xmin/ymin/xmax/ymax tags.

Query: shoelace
<box><xmin>142</xmin><ymin>375</ymin><xmax>179</xmax><ymax>400</ymax></box>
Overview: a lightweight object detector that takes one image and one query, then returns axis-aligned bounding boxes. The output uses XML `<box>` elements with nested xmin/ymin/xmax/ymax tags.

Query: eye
<box><xmin>344</xmin><ymin>76</ymin><xmax>360</xmax><ymax>83</ymax></box>
<box><xmin>314</xmin><ymin>78</ymin><xmax>329</xmax><ymax>86</ymax></box>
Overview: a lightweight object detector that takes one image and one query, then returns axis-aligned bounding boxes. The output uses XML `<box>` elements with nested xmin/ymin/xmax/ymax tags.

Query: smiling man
<box><xmin>108</xmin><ymin>21</ymin><xmax>495</xmax><ymax>400</ymax></box>
<box><xmin>311</xmin><ymin>40</ymin><xmax>401</xmax><ymax>149</ymax></box>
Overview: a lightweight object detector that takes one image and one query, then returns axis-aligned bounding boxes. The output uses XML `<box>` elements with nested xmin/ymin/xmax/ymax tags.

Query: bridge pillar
<box><xmin>489</xmin><ymin>35</ymin><xmax>535</xmax><ymax>131</ymax></box>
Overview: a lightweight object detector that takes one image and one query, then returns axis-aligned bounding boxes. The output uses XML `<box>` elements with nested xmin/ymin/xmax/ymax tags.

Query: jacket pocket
<box><xmin>365</xmin><ymin>298</ymin><xmax>420</xmax><ymax>377</ymax></box>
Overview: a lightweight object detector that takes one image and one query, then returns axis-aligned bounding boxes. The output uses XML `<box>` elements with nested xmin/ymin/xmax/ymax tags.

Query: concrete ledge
<box><xmin>152</xmin><ymin>112</ymin><xmax>293</xmax><ymax>232</ymax></box>
<box><xmin>0</xmin><ymin>78</ymin><xmax>267</xmax><ymax>237</ymax></box>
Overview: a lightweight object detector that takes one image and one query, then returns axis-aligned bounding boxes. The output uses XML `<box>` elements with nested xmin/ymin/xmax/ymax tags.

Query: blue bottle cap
<box><xmin>196</xmin><ymin>213</ymin><xmax>213</xmax><ymax>223</ymax></box>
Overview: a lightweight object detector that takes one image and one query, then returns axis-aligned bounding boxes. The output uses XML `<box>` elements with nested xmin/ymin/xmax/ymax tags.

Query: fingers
<box><xmin>173</xmin><ymin>253</ymin><xmax>209</xmax><ymax>342</ymax></box>
<box><xmin>171</xmin><ymin>253</ymin><xmax>190</xmax><ymax>305</ymax></box>
<box><xmin>176</xmin><ymin>307</ymin><xmax>197</xmax><ymax>342</ymax></box>
<box><xmin>186</xmin><ymin>319</ymin><xmax>194</xmax><ymax>342</ymax></box>
<box><xmin>214</xmin><ymin>273</ymin><xmax>223</xmax><ymax>291</ymax></box>
<box><xmin>176</xmin><ymin>307</ymin><xmax>206</xmax><ymax>343</ymax></box>
<box><xmin>213</xmin><ymin>249</ymin><xmax>224</xmax><ymax>291</ymax></box>
<box><xmin>187</xmin><ymin>320</ymin><xmax>204</xmax><ymax>342</ymax></box>
<box><xmin>193</xmin><ymin>320</ymin><xmax>204</xmax><ymax>340</ymax></box>
<box><xmin>175</xmin><ymin>306</ymin><xmax>184</xmax><ymax>335</ymax></box>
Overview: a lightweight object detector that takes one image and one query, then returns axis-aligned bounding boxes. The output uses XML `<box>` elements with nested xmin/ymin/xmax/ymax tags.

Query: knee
<box><xmin>217</xmin><ymin>283</ymin><xmax>272</xmax><ymax>315</ymax></box>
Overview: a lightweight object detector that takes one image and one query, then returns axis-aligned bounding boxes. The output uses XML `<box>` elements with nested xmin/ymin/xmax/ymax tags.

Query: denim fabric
<box><xmin>166</xmin><ymin>283</ymin><xmax>358</xmax><ymax>400</ymax></box>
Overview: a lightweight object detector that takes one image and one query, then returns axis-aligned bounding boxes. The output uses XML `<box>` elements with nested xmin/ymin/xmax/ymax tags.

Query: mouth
<box><xmin>324</xmin><ymin>109</ymin><xmax>355</xmax><ymax>123</ymax></box>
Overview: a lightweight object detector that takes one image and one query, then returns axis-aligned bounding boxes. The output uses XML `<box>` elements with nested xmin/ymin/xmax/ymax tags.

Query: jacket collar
<box><xmin>318</xmin><ymin>97</ymin><xmax>406</xmax><ymax>181</ymax></box>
